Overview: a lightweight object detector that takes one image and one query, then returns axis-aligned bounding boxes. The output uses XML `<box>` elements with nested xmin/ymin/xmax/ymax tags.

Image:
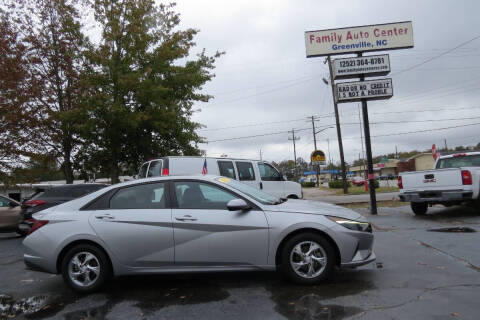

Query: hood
<box><xmin>264</xmin><ymin>199</ymin><xmax>365</xmax><ymax>221</ymax></box>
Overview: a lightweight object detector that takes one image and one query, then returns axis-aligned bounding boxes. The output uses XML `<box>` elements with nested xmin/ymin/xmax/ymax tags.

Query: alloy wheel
<box><xmin>289</xmin><ymin>241</ymin><xmax>327</xmax><ymax>279</ymax></box>
<box><xmin>68</xmin><ymin>251</ymin><xmax>101</xmax><ymax>287</ymax></box>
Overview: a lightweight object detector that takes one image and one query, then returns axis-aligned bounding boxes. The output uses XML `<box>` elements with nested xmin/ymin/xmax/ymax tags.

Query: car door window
<box><xmin>0</xmin><ymin>196</ymin><xmax>8</xmax><ymax>207</ymax></box>
<box><xmin>236</xmin><ymin>162</ymin><xmax>255</xmax><ymax>181</ymax></box>
<box><xmin>110</xmin><ymin>183</ymin><xmax>166</xmax><ymax>209</ymax></box>
<box><xmin>218</xmin><ymin>161</ymin><xmax>236</xmax><ymax>179</ymax></box>
<box><xmin>147</xmin><ymin>160</ymin><xmax>162</xmax><ymax>177</ymax></box>
<box><xmin>174</xmin><ymin>181</ymin><xmax>237</xmax><ymax>209</ymax></box>
<box><xmin>258</xmin><ymin>162</ymin><xmax>282</xmax><ymax>181</ymax></box>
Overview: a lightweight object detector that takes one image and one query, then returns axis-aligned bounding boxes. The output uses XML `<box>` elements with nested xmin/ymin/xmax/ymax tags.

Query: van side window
<box><xmin>258</xmin><ymin>162</ymin><xmax>282</xmax><ymax>181</ymax></box>
<box><xmin>147</xmin><ymin>160</ymin><xmax>162</xmax><ymax>177</ymax></box>
<box><xmin>218</xmin><ymin>161</ymin><xmax>236</xmax><ymax>179</ymax></box>
<box><xmin>236</xmin><ymin>162</ymin><xmax>255</xmax><ymax>181</ymax></box>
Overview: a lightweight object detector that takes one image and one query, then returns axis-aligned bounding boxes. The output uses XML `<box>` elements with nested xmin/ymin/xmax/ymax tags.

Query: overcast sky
<box><xmin>173</xmin><ymin>0</ymin><xmax>480</xmax><ymax>165</ymax></box>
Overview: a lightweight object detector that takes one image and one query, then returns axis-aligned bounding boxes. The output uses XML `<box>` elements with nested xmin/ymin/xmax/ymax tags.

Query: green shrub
<box><xmin>373</xmin><ymin>180</ymin><xmax>379</xmax><ymax>188</ymax></box>
<box><xmin>301</xmin><ymin>181</ymin><xmax>316</xmax><ymax>188</ymax></box>
<box><xmin>328</xmin><ymin>180</ymin><xmax>352</xmax><ymax>188</ymax></box>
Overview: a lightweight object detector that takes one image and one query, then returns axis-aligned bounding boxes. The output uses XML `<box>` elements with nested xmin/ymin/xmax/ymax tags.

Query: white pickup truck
<box><xmin>399</xmin><ymin>152</ymin><xmax>480</xmax><ymax>215</ymax></box>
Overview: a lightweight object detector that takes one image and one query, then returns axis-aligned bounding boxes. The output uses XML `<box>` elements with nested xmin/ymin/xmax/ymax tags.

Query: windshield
<box><xmin>436</xmin><ymin>155</ymin><xmax>480</xmax><ymax>169</ymax></box>
<box><xmin>215</xmin><ymin>177</ymin><xmax>280</xmax><ymax>205</ymax></box>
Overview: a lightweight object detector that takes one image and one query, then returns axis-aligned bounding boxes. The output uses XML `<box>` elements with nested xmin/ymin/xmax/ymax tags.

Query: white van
<box><xmin>138</xmin><ymin>157</ymin><xmax>302</xmax><ymax>199</ymax></box>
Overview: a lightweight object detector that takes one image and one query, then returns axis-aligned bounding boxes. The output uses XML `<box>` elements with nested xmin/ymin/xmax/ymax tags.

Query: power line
<box><xmin>392</xmin><ymin>34</ymin><xmax>480</xmax><ymax>76</ymax></box>
<box><xmin>205</xmin><ymin>127</ymin><xmax>311</xmax><ymax>143</ymax></box>
<box><xmin>205</xmin><ymin>76</ymin><xmax>320</xmax><ymax>106</ymax></box>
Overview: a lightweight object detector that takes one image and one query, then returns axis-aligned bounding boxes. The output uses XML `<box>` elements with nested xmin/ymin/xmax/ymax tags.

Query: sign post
<box><xmin>304</xmin><ymin>21</ymin><xmax>414</xmax><ymax>215</ymax></box>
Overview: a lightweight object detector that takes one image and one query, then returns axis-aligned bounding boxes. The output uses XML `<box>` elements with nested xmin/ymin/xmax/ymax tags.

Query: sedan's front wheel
<box><xmin>280</xmin><ymin>233</ymin><xmax>335</xmax><ymax>285</ymax></box>
<box><xmin>61</xmin><ymin>244</ymin><xmax>110</xmax><ymax>293</ymax></box>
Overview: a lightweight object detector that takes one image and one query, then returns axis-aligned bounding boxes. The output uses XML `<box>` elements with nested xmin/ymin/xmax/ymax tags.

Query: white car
<box><xmin>138</xmin><ymin>157</ymin><xmax>302</xmax><ymax>199</ymax></box>
<box><xmin>399</xmin><ymin>152</ymin><xmax>480</xmax><ymax>214</ymax></box>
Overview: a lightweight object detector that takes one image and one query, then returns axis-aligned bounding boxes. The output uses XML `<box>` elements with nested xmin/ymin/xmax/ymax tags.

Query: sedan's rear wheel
<box><xmin>61</xmin><ymin>244</ymin><xmax>110</xmax><ymax>293</ymax></box>
<box><xmin>280</xmin><ymin>233</ymin><xmax>335</xmax><ymax>284</ymax></box>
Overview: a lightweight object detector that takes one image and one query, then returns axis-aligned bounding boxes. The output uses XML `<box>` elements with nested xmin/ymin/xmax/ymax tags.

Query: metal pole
<box><xmin>288</xmin><ymin>129</ymin><xmax>300</xmax><ymax>179</ymax></box>
<box><xmin>358</xmin><ymin>52</ymin><xmax>377</xmax><ymax>215</ymax></box>
<box><xmin>327</xmin><ymin>56</ymin><xmax>348</xmax><ymax>194</ymax></box>
<box><xmin>311</xmin><ymin>116</ymin><xmax>320</xmax><ymax>186</ymax></box>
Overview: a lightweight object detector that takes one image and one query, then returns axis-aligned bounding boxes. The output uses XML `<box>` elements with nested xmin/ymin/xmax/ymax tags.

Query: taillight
<box><xmin>24</xmin><ymin>199</ymin><xmax>47</xmax><ymax>207</ymax></box>
<box><xmin>162</xmin><ymin>168</ymin><xmax>169</xmax><ymax>176</ymax></box>
<box><xmin>27</xmin><ymin>220</ymin><xmax>49</xmax><ymax>236</ymax></box>
<box><xmin>398</xmin><ymin>176</ymin><xmax>403</xmax><ymax>189</ymax></box>
<box><xmin>461</xmin><ymin>170</ymin><xmax>472</xmax><ymax>185</ymax></box>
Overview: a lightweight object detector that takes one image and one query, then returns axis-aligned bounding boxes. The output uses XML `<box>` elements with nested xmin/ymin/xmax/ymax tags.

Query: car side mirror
<box><xmin>9</xmin><ymin>201</ymin><xmax>19</xmax><ymax>208</ymax></box>
<box><xmin>227</xmin><ymin>199</ymin><xmax>251</xmax><ymax>211</ymax></box>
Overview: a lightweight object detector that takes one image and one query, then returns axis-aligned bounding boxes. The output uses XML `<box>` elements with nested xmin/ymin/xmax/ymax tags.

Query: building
<box><xmin>350</xmin><ymin>159</ymin><xmax>399</xmax><ymax>178</ymax></box>
<box><xmin>397</xmin><ymin>153</ymin><xmax>435</xmax><ymax>172</ymax></box>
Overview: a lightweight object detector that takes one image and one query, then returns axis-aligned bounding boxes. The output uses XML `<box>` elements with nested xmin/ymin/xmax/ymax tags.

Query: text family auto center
<box><xmin>307</xmin><ymin>24</ymin><xmax>411</xmax><ymax>52</ymax></box>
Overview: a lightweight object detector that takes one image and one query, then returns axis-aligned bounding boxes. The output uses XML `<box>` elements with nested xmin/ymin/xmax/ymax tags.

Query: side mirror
<box><xmin>227</xmin><ymin>199</ymin><xmax>251</xmax><ymax>211</ymax></box>
<box><xmin>9</xmin><ymin>201</ymin><xmax>19</xmax><ymax>208</ymax></box>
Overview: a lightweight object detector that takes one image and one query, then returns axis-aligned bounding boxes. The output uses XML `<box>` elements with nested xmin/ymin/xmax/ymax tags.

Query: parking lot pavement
<box><xmin>1</xmin><ymin>204</ymin><xmax>479</xmax><ymax>319</ymax></box>
<box><xmin>302</xmin><ymin>188</ymin><xmax>399</xmax><ymax>204</ymax></box>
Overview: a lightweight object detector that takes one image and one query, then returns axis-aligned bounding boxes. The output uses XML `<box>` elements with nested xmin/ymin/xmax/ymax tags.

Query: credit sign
<box><xmin>333</xmin><ymin>54</ymin><xmax>390</xmax><ymax>79</ymax></box>
<box><xmin>336</xmin><ymin>79</ymin><xmax>393</xmax><ymax>103</ymax></box>
<box><xmin>305</xmin><ymin>21</ymin><xmax>413</xmax><ymax>57</ymax></box>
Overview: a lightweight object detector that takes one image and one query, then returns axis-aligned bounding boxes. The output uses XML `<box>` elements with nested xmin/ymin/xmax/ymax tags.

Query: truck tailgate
<box><xmin>402</xmin><ymin>168</ymin><xmax>463</xmax><ymax>191</ymax></box>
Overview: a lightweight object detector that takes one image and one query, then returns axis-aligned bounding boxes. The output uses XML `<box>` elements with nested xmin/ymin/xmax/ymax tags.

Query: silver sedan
<box><xmin>23</xmin><ymin>175</ymin><xmax>375</xmax><ymax>292</ymax></box>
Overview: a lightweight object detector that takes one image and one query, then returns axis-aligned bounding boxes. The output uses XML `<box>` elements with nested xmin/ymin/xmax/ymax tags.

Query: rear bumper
<box><xmin>399</xmin><ymin>190</ymin><xmax>473</xmax><ymax>202</ymax></box>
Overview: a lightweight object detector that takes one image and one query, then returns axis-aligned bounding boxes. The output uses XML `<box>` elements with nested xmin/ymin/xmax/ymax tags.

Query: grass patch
<box><xmin>332</xmin><ymin>186</ymin><xmax>399</xmax><ymax>195</ymax></box>
<box><xmin>340</xmin><ymin>201</ymin><xmax>408</xmax><ymax>209</ymax></box>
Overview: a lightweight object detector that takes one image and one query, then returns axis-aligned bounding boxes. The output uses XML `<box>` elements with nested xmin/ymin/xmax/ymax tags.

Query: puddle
<box><xmin>428</xmin><ymin>227</ymin><xmax>476</xmax><ymax>233</ymax></box>
<box><xmin>0</xmin><ymin>294</ymin><xmax>50</xmax><ymax>318</ymax></box>
<box><xmin>266</xmin><ymin>271</ymin><xmax>374</xmax><ymax>320</ymax></box>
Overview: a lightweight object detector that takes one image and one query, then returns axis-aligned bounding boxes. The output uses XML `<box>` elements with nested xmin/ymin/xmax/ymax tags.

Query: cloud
<box><xmin>173</xmin><ymin>0</ymin><xmax>480</xmax><ymax>164</ymax></box>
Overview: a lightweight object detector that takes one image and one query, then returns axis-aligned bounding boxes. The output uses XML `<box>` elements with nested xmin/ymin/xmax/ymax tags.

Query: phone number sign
<box><xmin>333</xmin><ymin>54</ymin><xmax>390</xmax><ymax>79</ymax></box>
<box><xmin>336</xmin><ymin>79</ymin><xmax>393</xmax><ymax>103</ymax></box>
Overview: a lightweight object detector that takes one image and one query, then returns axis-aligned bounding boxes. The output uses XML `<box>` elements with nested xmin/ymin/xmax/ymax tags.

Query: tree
<box><xmin>80</xmin><ymin>0</ymin><xmax>222</xmax><ymax>183</ymax></box>
<box><xmin>8</xmin><ymin>0</ymin><xmax>90</xmax><ymax>183</ymax></box>
<box><xmin>0</xmin><ymin>10</ymin><xmax>33</xmax><ymax>182</ymax></box>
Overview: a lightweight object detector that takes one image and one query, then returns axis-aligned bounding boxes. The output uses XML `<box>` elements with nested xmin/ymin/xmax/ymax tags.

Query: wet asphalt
<box><xmin>1</xmin><ymin>204</ymin><xmax>479</xmax><ymax>320</ymax></box>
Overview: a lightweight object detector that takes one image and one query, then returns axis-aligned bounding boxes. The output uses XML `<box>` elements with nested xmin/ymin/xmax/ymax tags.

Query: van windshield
<box><xmin>215</xmin><ymin>177</ymin><xmax>280</xmax><ymax>205</ymax></box>
<box><xmin>436</xmin><ymin>154</ymin><xmax>480</xmax><ymax>169</ymax></box>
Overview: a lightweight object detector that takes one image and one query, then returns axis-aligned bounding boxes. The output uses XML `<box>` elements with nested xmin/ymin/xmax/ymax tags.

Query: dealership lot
<box><xmin>1</xmin><ymin>204</ymin><xmax>479</xmax><ymax>320</ymax></box>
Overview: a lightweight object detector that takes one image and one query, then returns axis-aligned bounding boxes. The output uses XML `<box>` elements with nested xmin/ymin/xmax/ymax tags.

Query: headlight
<box><xmin>326</xmin><ymin>216</ymin><xmax>372</xmax><ymax>232</ymax></box>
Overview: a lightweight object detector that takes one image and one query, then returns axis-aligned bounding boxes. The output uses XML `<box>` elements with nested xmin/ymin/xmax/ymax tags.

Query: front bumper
<box><xmin>399</xmin><ymin>190</ymin><xmax>473</xmax><ymax>203</ymax></box>
<box><xmin>341</xmin><ymin>251</ymin><xmax>376</xmax><ymax>268</ymax></box>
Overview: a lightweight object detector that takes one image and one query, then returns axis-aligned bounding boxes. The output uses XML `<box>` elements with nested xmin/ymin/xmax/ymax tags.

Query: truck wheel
<box><xmin>411</xmin><ymin>202</ymin><xmax>428</xmax><ymax>215</ymax></box>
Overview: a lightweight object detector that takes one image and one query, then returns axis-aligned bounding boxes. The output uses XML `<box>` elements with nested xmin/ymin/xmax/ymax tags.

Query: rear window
<box><xmin>436</xmin><ymin>155</ymin><xmax>480</xmax><ymax>169</ymax></box>
<box><xmin>139</xmin><ymin>163</ymin><xmax>149</xmax><ymax>178</ymax></box>
<box><xmin>147</xmin><ymin>160</ymin><xmax>162</xmax><ymax>177</ymax></box>
<box><xmin>33</xmin><ymin>185</ymin><xmax>106</xmax><ymax>198</ymax></box>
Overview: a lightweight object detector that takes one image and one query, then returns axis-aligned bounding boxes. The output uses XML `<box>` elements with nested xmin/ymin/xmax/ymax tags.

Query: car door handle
<box><xmin>95</xmin><ymin>214</ymin><xmax>115</xmax><ymax>220</ymax></box>
<box><xmin>175</xmin><ymin>215</ymin><xmax>197</xmax><ymax>221</ymax></box>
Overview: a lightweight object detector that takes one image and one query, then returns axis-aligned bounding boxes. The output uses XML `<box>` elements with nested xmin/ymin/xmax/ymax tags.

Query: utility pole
<box><xmin>259</xmin><ymin>149</ymin><xmax>263</xmax><ymax>161</ymax></box>
<box><xmin>358</xmin><ymin>104</ymin><xmax>366</xmax><ymax>175</ymax></box>
<box><xmin>444</xmin><ymin>138</ymin><xmax>448</xmax><ymax>151</ymax></box>
<box><xmin>288</xmin><ymin>129</ymin><xmax>300</xmax><ymax>179</ymax></box>
<box><xmin>358</xmin><ymin>52</ymin><xmax>377</xmax><ymax>215</ymax></box>
<box><xmin>327</xmin><ymin>56</ymin><xmax>348</xmax><ymax>194</ymax></box>
<box><xmin>395</xmin><ymin>145</ymin><xmax>398</xmax><ymax>159</ymax></box>
<box><xmin>310</xmin><ymin>116</ymin><xmax>320</xmax><ymax>186</ymax></box>
<box><xmin>327</xmin><ymin>138</ymin><xmax>332</xmax><ymax>165</ymax></box>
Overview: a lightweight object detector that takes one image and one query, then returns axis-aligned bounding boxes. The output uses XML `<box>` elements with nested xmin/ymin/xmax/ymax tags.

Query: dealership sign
<box><xmin>336</xmin><ymin>78</ymin><xmax>393</xmax><ymax>103</ymax></box>
<box><xmin>311</xmin><ymin>150</ymin><xmax>326</xmax><ymax>165</ymax></box>
<box><xmin>305</xmin><ymin>21</ymin><xmax>413</xmax><ymax>57</ymax></box>
<box><xmin>333</xmin><ymin>54</ymin><xmax>390</xmax><ymax>79</ymax></box>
